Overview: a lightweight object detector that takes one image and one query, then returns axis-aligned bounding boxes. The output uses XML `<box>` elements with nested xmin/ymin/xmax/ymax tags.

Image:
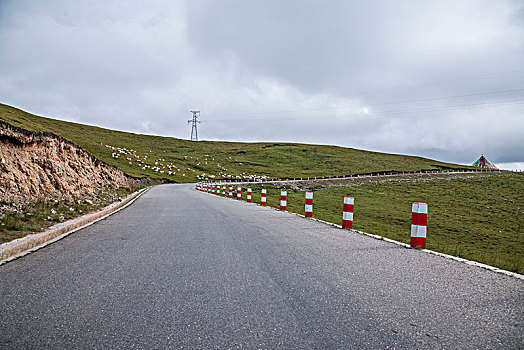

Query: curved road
<box><xmin>1</xmin><ymin>184</ymin><xmax>522</xmax><ymax>349</ymax></box>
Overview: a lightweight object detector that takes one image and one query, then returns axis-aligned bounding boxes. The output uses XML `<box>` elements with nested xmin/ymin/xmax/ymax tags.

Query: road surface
<box><xmin>1</xmin><ymin>184</ymin><xmax>522</xmax><ymax>349</ymax></box>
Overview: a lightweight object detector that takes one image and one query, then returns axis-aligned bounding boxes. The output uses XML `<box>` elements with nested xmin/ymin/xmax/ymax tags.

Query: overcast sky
<box><xmin>1</xmin><ymin>0</ymin><xmax>523</xmax><ymax>169</ymax></box>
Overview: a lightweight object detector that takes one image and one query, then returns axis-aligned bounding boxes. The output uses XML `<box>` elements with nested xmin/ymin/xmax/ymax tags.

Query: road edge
<box><xmin>198</xmin><ymin>188</ymin><xmax>524</xmax><ymax>281</ymax></box>
<box><xmin>297</xmin><ymin>212</ymin><xmax>524</xmax><ymax>281</ymax></box>
<box><xmin>0</xmin><ymin>186</ymin><xmax>151</xmax><ymax>265</ymax></box>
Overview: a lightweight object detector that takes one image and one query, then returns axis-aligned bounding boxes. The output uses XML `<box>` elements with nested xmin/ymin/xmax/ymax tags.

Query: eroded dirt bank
<box><xmin>0</xmin><ymin>121</ymin><xmax>163</xmax><ymax>242</ymax></box>
<box><xmin>0</xmin><ymin>121</ymin><xmax>139</xmax><ymax>204</ymax></box>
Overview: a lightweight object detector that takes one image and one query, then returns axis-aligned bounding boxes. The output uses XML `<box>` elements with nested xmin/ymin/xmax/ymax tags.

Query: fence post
<box><xmin>411</xmin><ymin>202</ymin><xmax>428</xmax><ymax>248</ymax></box>
<box><xmin>342</xmin><ymin>197</ymin><xmax>354</xmax><ymax>229</ymax></box>
<box><xmin>305</xmin><ymin>191</ymin><xmax>313</xmax><ymax>217</ymax></box>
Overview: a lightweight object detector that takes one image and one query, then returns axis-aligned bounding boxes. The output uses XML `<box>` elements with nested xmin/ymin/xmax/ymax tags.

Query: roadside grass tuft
<box><xmin>0</xmin><ymin>186</ymin><xmax>138</xmax><ymax>244</ymax></box>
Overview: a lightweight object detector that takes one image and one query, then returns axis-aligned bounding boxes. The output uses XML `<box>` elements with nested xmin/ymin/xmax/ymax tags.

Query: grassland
<box><xmin>0</xmin><ymin>103</ymin><xmax>473</xmax><ymax>183</ymax></box>
<box><xmin>241</xmin><ymin>172</ymin><xmax>524</xmax><ymax>274</ymax></box>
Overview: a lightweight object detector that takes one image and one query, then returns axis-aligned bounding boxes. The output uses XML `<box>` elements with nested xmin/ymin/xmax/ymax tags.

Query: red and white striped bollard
<box><xmin>261</xmin><ymin>189</ymin><xmax>267</xmax><ymax>206</ymax></box>
<box><xmin>305</xmin><ymin>191</ymin><xmax>313</xmax><ymax>217</ymax></box>
<box><xmin>229</xmin><ymin>187</ymin><xmax>233</xmax><ymax>198</ymax></box>
<box><xmin>280</xmin><ymin>190</ymin><xmax>287</xmax><ymax>211</ymax></box>
<box><xmin>237</xmin><ymin>187</ymin><xmax>241</xmax><ymax>200</ymax></box>
<box><xmin>411</xmin><ymin>202</ymin><xmax>428</xmax><ymax>249</ymax></box>
<box><xmin>247</xmin><ymin>188</ymin><xmax>252</xmax><ymax>202</ymax></box>
<box><xmin>342</xmin><ymin>197</ymin><xmax>354</xmax><ymax>229</ymax></box>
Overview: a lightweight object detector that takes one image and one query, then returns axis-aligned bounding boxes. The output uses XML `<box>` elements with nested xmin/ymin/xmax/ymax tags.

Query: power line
<box><xmin>361</xmin><ymin>88</ymin><xmax>524</xmax><ymax>107</ymax></box>
<box><xmin>406</xmin><ymin>68</ymin><xmax>524</xmax><ymax>87</ymax></box>
<box><xmin>206</xmin><ymin>86</ymin><xmax>524</xmax><ymax>118</ymax></box>
<box><xmin>206</xmin><ymin>69</ymin><xmax>524</xmax><ymax>118</ymax></box>
<box><xmin>204</xmin><ymin>98</ymin><xmax>524</xmax><ymax>123</ymax></box>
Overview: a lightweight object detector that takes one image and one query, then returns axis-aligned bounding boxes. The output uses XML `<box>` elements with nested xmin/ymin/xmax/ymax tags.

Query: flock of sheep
<box><xmin>104</xmin><ymin>144</ymin><xmax>270</xmax><ymax>182</ymax></box>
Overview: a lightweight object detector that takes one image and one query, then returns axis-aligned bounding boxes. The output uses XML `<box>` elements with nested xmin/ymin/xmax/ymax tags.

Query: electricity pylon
<box><xmin>188</xmin><ymin>110</ymin><xmax>201</xmax><ymax>141</ymax></box>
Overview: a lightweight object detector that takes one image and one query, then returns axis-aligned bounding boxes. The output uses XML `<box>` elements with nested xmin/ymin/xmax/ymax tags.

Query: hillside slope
<box><xmin>0</xmin><ymin>103</ymin><xmax>471</xmax><ymax>182</ymax></box>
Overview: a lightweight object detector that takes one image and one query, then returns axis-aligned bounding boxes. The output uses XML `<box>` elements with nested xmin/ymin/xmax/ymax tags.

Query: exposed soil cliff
<box><xmin>0</xmin><ymin>121</ymin><xmax>142</xmax><ymax>207</ymax></box>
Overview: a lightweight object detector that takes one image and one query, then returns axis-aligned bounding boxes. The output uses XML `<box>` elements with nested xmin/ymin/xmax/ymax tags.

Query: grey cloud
<box><xmin>187</xmin><ymin>0</ymin><xmax>524</xmax><ymax>93</ymax></box>
<box><xmin>0</xmin><ymin>0</ymin><xmax>523</xmax><ymax>167</ymax></box>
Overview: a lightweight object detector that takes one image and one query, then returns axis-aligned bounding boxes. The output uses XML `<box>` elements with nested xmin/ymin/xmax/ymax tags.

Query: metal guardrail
<box><xmin>200</xmin><ymin>168</ymin><xmax>504</xmax><ymax>186</ymax></box>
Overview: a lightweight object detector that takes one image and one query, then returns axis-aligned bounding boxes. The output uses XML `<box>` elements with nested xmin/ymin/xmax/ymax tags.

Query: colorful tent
<box><xmin>472</xmin><ymin>153</ymin><xmax>498</xmax><ymax>170</ymax></box>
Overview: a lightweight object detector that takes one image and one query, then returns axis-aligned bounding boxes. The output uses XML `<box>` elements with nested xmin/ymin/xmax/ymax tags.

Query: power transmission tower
<box><xmin>188</xmin><ymin>110</ymin><xmax>201</xmax><ymax>141</ymax></box>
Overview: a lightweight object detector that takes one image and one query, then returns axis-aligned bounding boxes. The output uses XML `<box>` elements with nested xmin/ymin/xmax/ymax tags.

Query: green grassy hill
<box><xmin>1</xmin><ymin>103</ymin><xmax>472</xmax><ymax>182</ymax></box>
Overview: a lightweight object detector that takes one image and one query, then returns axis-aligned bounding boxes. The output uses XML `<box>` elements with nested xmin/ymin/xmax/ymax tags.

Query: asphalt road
<box><xmin>1</xmin><ymin>184</ymin><xmax>522</xmax><ymax>349</ymax></box>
